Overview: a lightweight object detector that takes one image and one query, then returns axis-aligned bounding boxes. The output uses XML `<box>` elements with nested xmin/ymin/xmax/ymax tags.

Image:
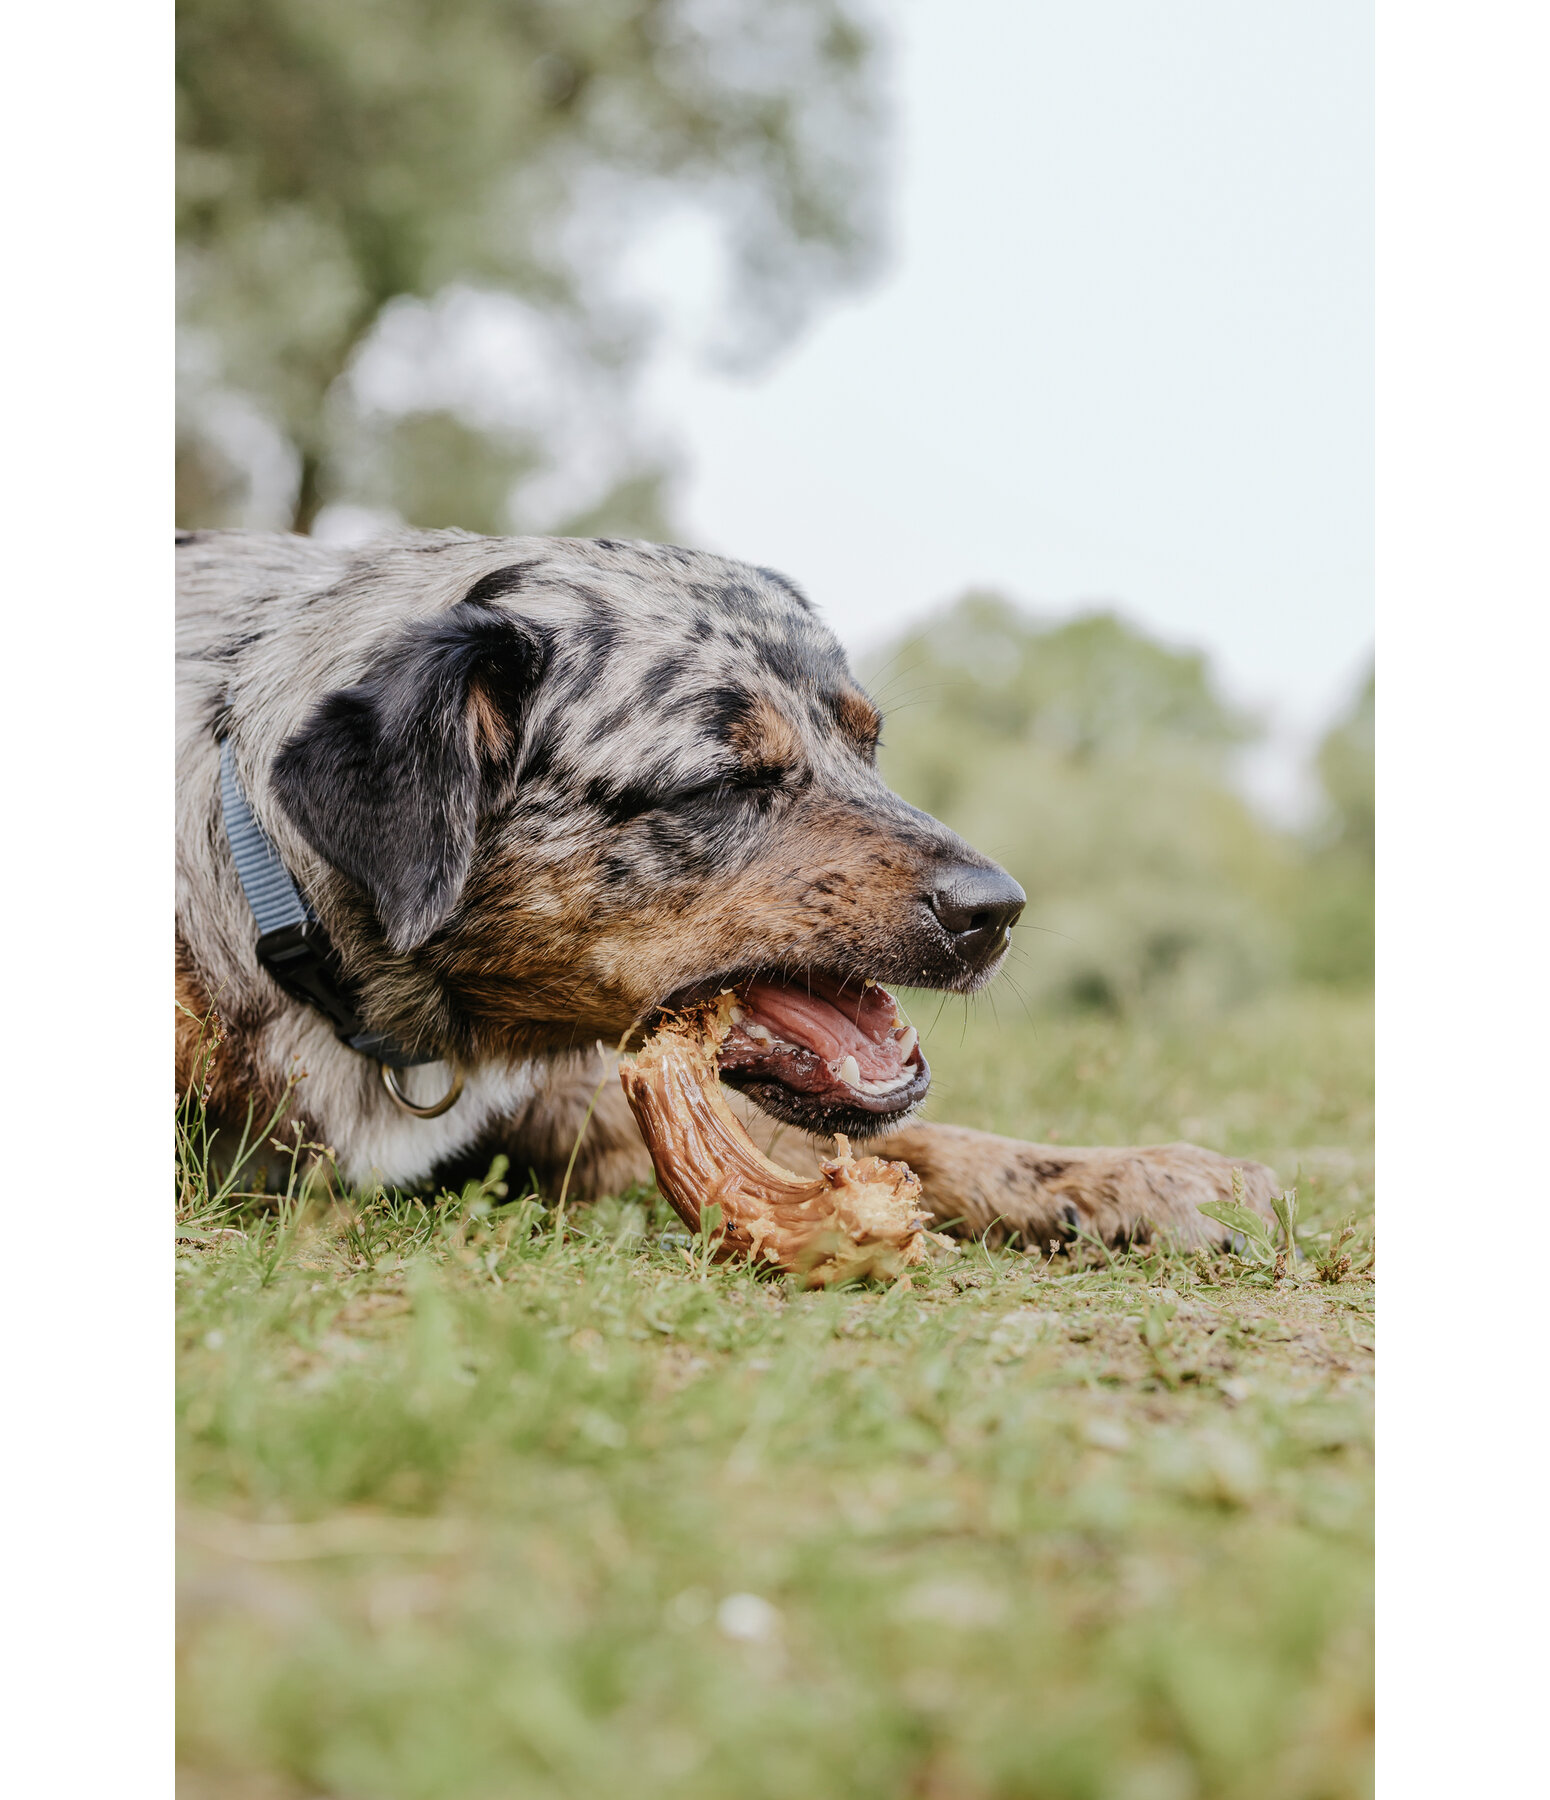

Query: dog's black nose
<box><xmin>925</xmin><ymin>862</ymin><xmax>1026</xmax><ymax>963</ymax></box>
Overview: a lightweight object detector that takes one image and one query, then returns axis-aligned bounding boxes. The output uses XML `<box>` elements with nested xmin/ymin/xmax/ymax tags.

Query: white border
<box><xmin>1379</xmin><ymin>3</ymin><xmax>1549</xmax><ymax>1794</ymax></box>
<box><xmin>5</xmin><ymin>3</ymin><xmax>1542</xmax><ymax>1792</ymax></box>
<box><xmin>0</xmin><ymin>0</ymin><xmax>171</xmax><ymax>1792</ymax></box>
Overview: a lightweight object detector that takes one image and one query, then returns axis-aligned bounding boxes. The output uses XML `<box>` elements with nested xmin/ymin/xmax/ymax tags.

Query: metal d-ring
<box><xmin>379</xmin><ymin>1061</ymin><xmax>465</xmax><ymax>1119</ymax></box>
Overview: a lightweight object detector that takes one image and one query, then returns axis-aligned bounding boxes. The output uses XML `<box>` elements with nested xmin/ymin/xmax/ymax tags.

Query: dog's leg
<box><xmin>432</xmin><ymin>1048</ymin><xmax>653</xmax><ymax>1203</ymax></box>
<box><xmin>865</xmin><ymin>1121</ymin><xmax>1278</xmax><ymax>1252</ymax></box>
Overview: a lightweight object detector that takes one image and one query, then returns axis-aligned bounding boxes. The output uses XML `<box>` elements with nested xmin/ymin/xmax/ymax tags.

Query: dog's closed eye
<box><xmin>603</xmin><ymin>763</ymin><xmax>796</xmax><ymax>829</ymax></box>
<box><xmin>666</xmin><ymin>763</ymin><xmax>794</xmax><ymax>806</ymax></box>
<box><xmin>658</xmin><ymin>778</ymin><xmax>736</xmax><ymax>810</ymax></box>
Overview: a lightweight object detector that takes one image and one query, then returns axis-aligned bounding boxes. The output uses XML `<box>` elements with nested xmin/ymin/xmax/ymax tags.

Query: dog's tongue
<box><xmin>737</xmin><ymin>977</ymin><xmax>908</xmax><ymax>1081</ymax></box>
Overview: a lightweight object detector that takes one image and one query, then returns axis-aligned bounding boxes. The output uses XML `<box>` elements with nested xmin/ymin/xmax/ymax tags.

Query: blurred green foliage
<box><xmin>177</xmin><ymin>0</ymin><xmax>886</xmax><ymax>534</ymax></box>
<box><xmin>1292</xmin><ymin>667</ymin><xmax>1374</xmax><ymax>986</ymax></box>
<box><xmin>867</xmin><ymin>595</ymin><xmax>1373</xmax><ymax>1013</ymax></box>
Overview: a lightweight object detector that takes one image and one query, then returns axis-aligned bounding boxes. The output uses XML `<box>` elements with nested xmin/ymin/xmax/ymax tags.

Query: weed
<box><xmin>1313</xmin><ymin>1217</ymin><xmax>1375</xmax><ymax>1285</ymax></box>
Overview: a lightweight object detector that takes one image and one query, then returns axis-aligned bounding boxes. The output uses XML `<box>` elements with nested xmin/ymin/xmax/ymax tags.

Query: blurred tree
<box><xmin>865</xmin><ymin>595</ymin><xmax>1297</xmax><ymax>1014</ymax></box>
<box><xmin>177</xmin><ymin>0</ymin><xmax>886</xmax><ymax>536</ymax></box>
<box><xmin>1292</xmin><ymin>663</ymin><xmax>1374</xmax><ymax>985</ymax></box>
<box><xmin>868</xmin><ymin>592</ymin><xmax>1253</xmax><ymax>789</ymax></box>
<box><xmin>1312</xmin><ymin>663</ymin><xmax>1375</xmax><ymax>862</ymax></box>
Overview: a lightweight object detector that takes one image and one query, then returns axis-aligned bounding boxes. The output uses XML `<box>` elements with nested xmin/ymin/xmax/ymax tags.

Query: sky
<box><xmin>632</xmin><ymin>0</ymin><xmax>1374</xmax><ymax>815</ymax></box>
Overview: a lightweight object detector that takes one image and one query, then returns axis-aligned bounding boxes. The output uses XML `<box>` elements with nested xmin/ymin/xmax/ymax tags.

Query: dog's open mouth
<box><xmin>649</xmin><ymin>972</ymin><xmax>929</xmax><ymax>1140</ymax></box>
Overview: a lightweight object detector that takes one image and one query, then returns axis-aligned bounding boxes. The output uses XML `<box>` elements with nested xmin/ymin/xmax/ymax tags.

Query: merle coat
<box><xmin>176</xmin><ymin>528</ymin><xmax>1276</xmax><ymax>1248</ymax></box>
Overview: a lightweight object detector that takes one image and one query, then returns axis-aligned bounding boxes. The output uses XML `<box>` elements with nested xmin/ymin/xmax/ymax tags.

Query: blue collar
<box><xmin>218</xmin><ymin>739</ymin><xmax>439</xmax><ymax>1071</ymax></box>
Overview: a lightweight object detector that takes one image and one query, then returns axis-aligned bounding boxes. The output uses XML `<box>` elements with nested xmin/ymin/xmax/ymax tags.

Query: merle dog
<box><xmin>176</xmin><ymin>529</ymin><xmax>1276</xmax><ymax>1248</ymax></box>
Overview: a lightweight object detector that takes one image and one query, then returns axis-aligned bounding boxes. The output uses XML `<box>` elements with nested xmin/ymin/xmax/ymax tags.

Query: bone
<box><xmin>619</xmin><ymin>997</ymin><xmax>939</xmax><ymax>1287</ymax></box>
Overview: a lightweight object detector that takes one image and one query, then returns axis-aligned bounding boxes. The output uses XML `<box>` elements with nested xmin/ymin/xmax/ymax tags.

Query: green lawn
<box><xmin>177</xmin><ymin>988</ymin><xmax>1373</xmax><ymax>1800</ymax></box>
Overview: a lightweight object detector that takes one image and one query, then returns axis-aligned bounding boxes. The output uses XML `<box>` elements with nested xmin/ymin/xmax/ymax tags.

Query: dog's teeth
<box><xmin>897</xmin><ymin>1026</ymin><xmax>918</xmax><ymax>1061</ymax></box>
<box><xmin>858</xmin><ymin>1071</ymin><xmax>913</xmax><ymax>1095</ymax></box>
<box><xmin>837</xmin><ymin>1054</ymin><xmax>862</xmax><ymax>1088</ymax></box>
<box><xmin>744</xmin><ymin>1022</ymin><xmax>773</xmax><ymax>1044</ymax></box>
<box><xmin>730</xmin><ymin>1004</ymin><xmax>746</xmax><ymax>1024</ymax></box>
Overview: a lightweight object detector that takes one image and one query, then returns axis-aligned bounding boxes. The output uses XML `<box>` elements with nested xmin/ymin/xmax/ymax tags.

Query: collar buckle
<box><xmin>255</xmin><ymin>921</ymin><xmax>442</xmax><ymax>1069</ymax></box>
<box><xmin>254</xmin><ymin>920</ymin><xmax>365</xmax><ymax>1041</ymax></box>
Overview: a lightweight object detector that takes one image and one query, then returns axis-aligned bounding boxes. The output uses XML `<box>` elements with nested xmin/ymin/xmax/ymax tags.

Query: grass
<box><xmin>176</xmin><ymin>986</ymin><xmax>1373</xmax><ymax>1800</ymax></box>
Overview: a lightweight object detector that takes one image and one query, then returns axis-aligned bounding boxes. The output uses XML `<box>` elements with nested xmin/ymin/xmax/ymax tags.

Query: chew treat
<box><xmin>620</xmin><ymin>995</ymin><xmax>937</xmax><ymax>1286</ymax></box>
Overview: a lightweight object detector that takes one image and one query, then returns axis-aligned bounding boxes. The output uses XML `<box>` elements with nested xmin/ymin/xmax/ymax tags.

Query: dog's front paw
<box><xmin>869</xmin><ymin>1123</ymin><xmax>1278</xmax><ymax>1253</ymax></box>
<box><xmin>1000</xmin><ymin>1141</ymin><xmax>1280</xmax><ymax>1254</ymax></box>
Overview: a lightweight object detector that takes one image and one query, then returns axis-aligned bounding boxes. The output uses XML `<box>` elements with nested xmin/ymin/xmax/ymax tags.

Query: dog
<box><xmin>176</xmin><ymin>527</ymin><xmax>1276</xmax><ymax>1250</ymax></box>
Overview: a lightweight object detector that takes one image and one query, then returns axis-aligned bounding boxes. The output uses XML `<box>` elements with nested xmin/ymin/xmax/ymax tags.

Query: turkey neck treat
<box><xmin>619</xmin><ymin>992</ymin><xmax>940</xmax><ymax>1286</ymax></box>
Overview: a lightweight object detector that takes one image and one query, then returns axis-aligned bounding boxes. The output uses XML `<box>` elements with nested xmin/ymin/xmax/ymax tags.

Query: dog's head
<box><xmin>272</xmin><ymin>538</ymin><xmax>1024</xmax><ymax>1138</ymax></box>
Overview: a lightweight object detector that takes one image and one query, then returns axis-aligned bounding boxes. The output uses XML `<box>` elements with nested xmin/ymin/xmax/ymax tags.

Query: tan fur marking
<box><xmin>728</xmin><ymin>694</ymin><xmax>802</xmax><ymax>772</ymax></box>
<box><xmin>175</xmin><ymin>958</ymin><xmax>221</xmax><ymax>1102</ymax></box>
<box><xmin>467</xmin><ymin>679</ymin><xmax>513</xmax><ymax>760</ymax></box>
<box><xmin>832</xmin><ymin>686</ymin><xmax>881</xmax><ymax>754</ymax></box>
<box><xmin>175</xmin><ymin>938</ymin><xmax>293</xmax><ymax>1137</ymax></box>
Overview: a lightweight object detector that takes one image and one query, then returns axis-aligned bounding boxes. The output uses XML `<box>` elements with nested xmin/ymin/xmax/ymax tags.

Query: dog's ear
<box><xmin>272</xmin><ymin>598</ymin><xmax>550</xmax><ymax>953</ymax></box>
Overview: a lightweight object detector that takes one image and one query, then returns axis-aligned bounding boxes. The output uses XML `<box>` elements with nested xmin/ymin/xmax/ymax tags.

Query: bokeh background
<box><xmin>177</xmin><ymin>0</ymin><xmax>1372</xmax><ymax>1029</ymax></box>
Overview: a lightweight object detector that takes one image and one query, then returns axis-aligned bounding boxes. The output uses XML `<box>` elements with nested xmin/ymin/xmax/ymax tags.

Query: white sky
<box><xmin>635</xmin><ymin>0</ymin><xmax>1373</xmax><ymax>806</ymax></box>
